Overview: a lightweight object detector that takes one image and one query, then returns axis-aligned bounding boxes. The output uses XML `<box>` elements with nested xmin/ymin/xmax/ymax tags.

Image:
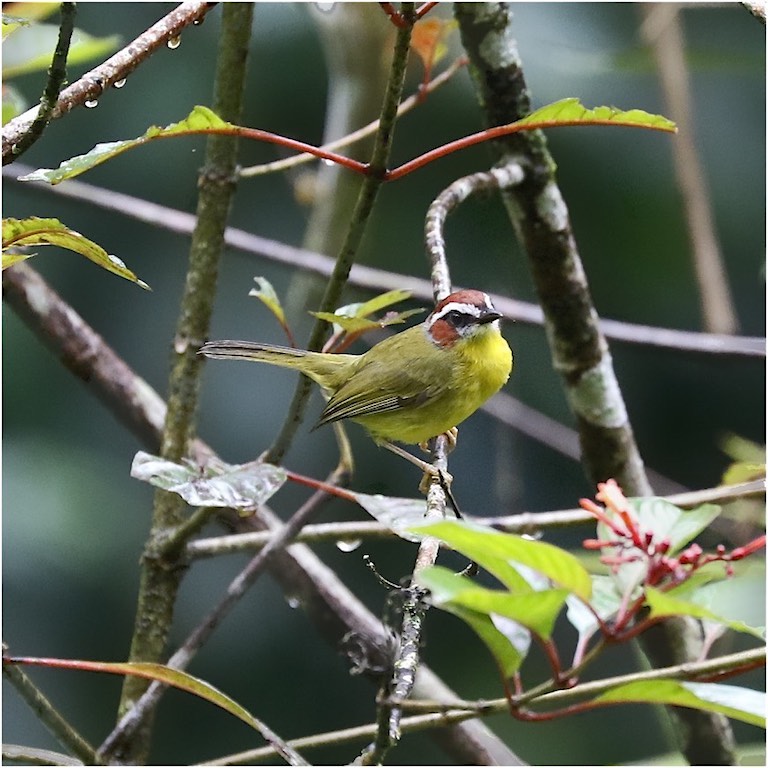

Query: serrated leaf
<box><xmin>518</xmin><ymin>98</ymin><xmax>677</xmax><ymax>133</ymax></box>
<box><xmin>3</xmin><ymin>24</ymin><xmax>120</xmax><ymax>78</ymax></box>
<box><xmin>645</xmin><ymin>586</ymin><xmax>764</xmax><ymax>639</ymax></box>
<box><xmin>19</xmin><ymin>105</ymin><xmax>230</xmax><ymax>184</ymax></box>
<box><xmin>410</xmin><ymin>519</ymin><xmax>592</xmax><ymax>600</ymax></box>
<box><xmin>249</xmin><ymin>276</ymin><xmax>286</xmax><ymax>327</ymax></box>
<box><xmin>2</xmin><ymin>217</ymin><xmax>149</xmax><ymax>288</ymax></box>
<box><xmin>131</xmin><ymin>451</ymin><xmax>286</xmax><ymax>510</ymax></box>
<box><xmin>417</xmin><ymin>565</ymin><xmax>568</xmax><ymax>640</ymax></box>
<box><xmin>593</xmin><ymin>680</ymin><xmax>765</xmax><ymax>728</ymax></box>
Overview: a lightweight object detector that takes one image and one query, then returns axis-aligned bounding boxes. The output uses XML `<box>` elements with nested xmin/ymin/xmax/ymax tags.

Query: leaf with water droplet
<box><xmin>18</xmin><ymin>105</ymin><xmax>234</xmax><ymax>185</ymax></box>
<box><xmin>2</xmin><ymin>216</ymin><xmax>150</xmax><ymax>289</ymax></box>
<box><xmin>130</xmin><ymin>451</ymin><xmax>286</xmax><ymax>510</ymax></box>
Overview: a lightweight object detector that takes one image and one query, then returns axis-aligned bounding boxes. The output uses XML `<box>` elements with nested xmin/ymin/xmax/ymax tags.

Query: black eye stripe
<box><xmin>428</xmin><ymin>302</ymin><xmax>482</xmax><ymax>327</ymax></box>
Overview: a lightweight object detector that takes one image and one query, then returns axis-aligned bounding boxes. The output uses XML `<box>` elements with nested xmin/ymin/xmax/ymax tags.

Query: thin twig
<box><xmin>238</xmin><ymin>56</ymin><xmax>467</xmax><ymax>179</ymax></box>
<box><xmin>6</xmin><ymin>165</ymin><xmax>764</xmax><ymax>358</ymax></box>
<box><xmin>9</xmin><ymin>2</ymin><xmax>76</xmax><ymax>161</ymax></box>
<box><xmin>2</xmin><ymin>1</ymin><xmax>214</xmax><ymax>163</ymax></box>
<box><xmin>184</xmin><ymin>479</ymin><xmax>765</xmax><ymax>559</ymax></box>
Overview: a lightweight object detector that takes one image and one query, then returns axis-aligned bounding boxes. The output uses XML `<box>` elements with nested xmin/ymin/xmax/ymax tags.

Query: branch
<box><xmin>8</xmin><ymin>2</ymin><xmax>76</xmax><ymax>161</ymax></box>
<box><xmin>107</xmin><ymin>5</ymin><xmax>253</xmax><ymax>763</ymax></box>
<box><xmin>6</xmin><ymin>165</ymin><xmax>765</xmax><ymax>358</ymax></box>
<box><xmin>2</xmin><ymin>1</ymin><xmax>214</xmax><ymax>164</ymax></box>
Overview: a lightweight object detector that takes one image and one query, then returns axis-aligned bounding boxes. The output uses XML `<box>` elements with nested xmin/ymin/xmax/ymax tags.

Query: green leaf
<box><xmin>410</xmin><ymin>519</ymin><xmax>592</xmax><ymax>600</ymax></box>
<box><xmin>130</xmin><ymin>451</ymin><xmax>286</xmax><ymax>510</ymax></box>
<box><xmin>3</xmin><ymin>24</ymin><xmax>120</xmax><ymax>78</ymax></box>
<box><xmin>593</xmin><ymin>679</ymin><xmax>765</xmax><ymax>728</ymax></box>
<box><xmin>249</xmin><ymin>276</ymin><xmax>286</xmax><ymax>328</ymax></box>
<box><xmin>5</xmin><ymin>655</ymin><xmax>283</xmax><ymax>737</ymax></box>
<box><xmin>436</xmin><ymin>602</ymin><xmax>527</xmax><ymax>678</ymax></box>
<box><xmin>2</xmin><ymin>217</ymin><xmax>149</xmax><ymax>288</ymax></box>
<box><xmin>645</xmin><ymin>586</ymin><xmax>764</xmax><ymax>639</ymax></box>
<box><xmin>518</xmin><ymin>98</ymin><xmax>677</xmax><ymax>133</ymax></box>
<box><xmin>18</xmin><ymin>105</ymin><xmax>231</xmax><ymax>184</ymax></box>
<box><xmin>352</xmin><ymin>289</ymin><xmax>413</xmax><ymax>318</ymax></box>
<box><xmin>417</xmin><ymin>565</ymin><xmax>569</xmax><ymax>640</ymax></box>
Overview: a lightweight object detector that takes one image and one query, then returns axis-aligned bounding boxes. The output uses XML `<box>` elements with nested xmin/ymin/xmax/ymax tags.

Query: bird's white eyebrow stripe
<box><xmin>427</xmin><ymin>301</ymin><xmax>482</xmax><ymax>327</ymax></box>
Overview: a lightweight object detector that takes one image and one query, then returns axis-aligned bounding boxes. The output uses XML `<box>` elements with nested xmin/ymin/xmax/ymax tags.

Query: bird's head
<box><xmin>425</xmin><ymin>289</ymin><xmax>504</xmax><ymax>348</ymax></box>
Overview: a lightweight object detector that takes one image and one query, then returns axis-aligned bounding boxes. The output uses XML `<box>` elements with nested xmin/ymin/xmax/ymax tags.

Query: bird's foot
<box><xmin>418</xmin><ymin>465</ymin><xmax>454</xmax><ymax>496</ymax></box>
<box><xmin>418</xmin><ymin>427</ymin><xmax>459</xmax><ymax>454</ymax></box>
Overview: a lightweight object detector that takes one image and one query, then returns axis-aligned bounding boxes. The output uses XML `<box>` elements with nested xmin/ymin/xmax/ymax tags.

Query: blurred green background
<box><xmin>3</xmin><ymin>3</ymin><xmax>764</xmax><ymax>765</ymax></box>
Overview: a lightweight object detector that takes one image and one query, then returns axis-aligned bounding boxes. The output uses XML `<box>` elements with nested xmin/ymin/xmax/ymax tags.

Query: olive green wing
<box><xmin>316</xmin><ymin>331</ymin><xmax>451</xmax><ymax>427</ymax></box>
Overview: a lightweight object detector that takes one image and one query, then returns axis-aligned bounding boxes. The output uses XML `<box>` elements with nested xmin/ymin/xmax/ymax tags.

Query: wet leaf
<box><xmin>2</xmin><ymin>217</ymin><xmax>149</xmax><ymax>288</ymax></box>
<box><xmin>130</xmin><ymin>451</ymin><xmax>286</xmax><ymax>510</ymax></box>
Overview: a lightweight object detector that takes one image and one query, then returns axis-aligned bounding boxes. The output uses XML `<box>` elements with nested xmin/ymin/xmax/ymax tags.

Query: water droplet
<box><xmin>193</xmin><ymin>17</ymin><xmax>204</xmax><ymax>26</ymax></box>
<box><xmin>113</xmin><ymin>78</ymin><xmax>127</xmax><ymax>89</ymax></box>
<box><xmin>321</xmin><ymin>158</ymin><xmax>334</xmax><ymax>167</ymax></box>
<box><xmin>84</xmin><ymin>98</ymin><xmax>99</xmax><ymax>109</ymax></box>
<box><xmin>107</xmin><ymin>254</ymin><xmax>126</xmax><ymax>269</ymax></box>
<box><xmin>167</xmin><ymin>35</ymin><xmax>181</xmax><ymax>50</ymax></box>
<box><xmin>286</xmin><ymin>595</ymin><xmax>301</xmax><ymax>609</ymax></box>
<box><xmin>336</xmin><ymin>538</ymin><xmax>362</xmax><ymax>553</ymax></box>
<box><xmin>10</xmin><ymin>144</ymin><xmax>19</xmax><ymax>155</ymax></box>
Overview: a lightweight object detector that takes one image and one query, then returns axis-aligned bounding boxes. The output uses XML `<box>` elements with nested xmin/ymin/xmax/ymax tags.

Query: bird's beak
<box><xmin>477</xmin><ymin>309</ymin><xmax>503</xmax><ymax>325</ymax></box>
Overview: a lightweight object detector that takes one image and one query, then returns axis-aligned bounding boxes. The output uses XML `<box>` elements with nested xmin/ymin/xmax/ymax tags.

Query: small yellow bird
<box><xmin>199</xmin><ymin>289</ymin><xmax>513</xmax><ymax>476</ymax></box>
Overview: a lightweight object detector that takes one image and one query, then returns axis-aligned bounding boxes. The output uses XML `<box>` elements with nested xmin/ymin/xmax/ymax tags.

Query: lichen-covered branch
<box><xmin>454</xmin><ymin>1</ymin><xmax>650</xmax><ymax>495</ymax></box>
<box><xmin>108</xmin><ymin>4</ymin><xmax>253</xmax><ymax>763</ymax></box>
<box><xmin>453</xmin><ymin>3</ymin><xmax>737</xmax><ymax>762</ymax></box>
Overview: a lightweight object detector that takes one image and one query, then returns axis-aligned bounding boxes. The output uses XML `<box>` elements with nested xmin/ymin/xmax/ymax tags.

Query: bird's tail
<box><xmin>198</xmin><ymin>340</ymin><xmax>351</xmax><ymax>389</ymax></box>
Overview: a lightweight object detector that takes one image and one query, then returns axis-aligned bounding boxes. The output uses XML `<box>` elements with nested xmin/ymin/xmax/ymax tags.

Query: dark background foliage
<box><xmin>3</xmin><ymin>3</ymin><xmax>764</xmax><ymax>764</ymax></box>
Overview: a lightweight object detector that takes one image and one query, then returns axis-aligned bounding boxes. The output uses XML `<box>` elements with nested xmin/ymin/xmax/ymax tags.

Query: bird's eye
<box><xmin>445</xmin><ymin>309</ymin><xmax>468</xmax><ymax>326</ymax></box>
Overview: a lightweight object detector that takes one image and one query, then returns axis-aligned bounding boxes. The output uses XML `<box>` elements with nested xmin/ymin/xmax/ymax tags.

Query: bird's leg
<box><xmin>381</xmin><ymin>441</ymin><xmax>455</xmax><ymax>492</ymax></box>
<box><xmin>418</xmin><ymin>426</ymin><xmax>459</xmax><ymax>454</ymax></box>
<box><xmin>381</xmin><ymin>440</ymin><xmax>462</xmax><ymax>517</ymax></box>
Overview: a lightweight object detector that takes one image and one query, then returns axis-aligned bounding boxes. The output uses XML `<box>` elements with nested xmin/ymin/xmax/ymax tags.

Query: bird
<box><xmin>199</xmin><ymin>289</ymin><xmax>513</xmax><ymax>484</ymax></box>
